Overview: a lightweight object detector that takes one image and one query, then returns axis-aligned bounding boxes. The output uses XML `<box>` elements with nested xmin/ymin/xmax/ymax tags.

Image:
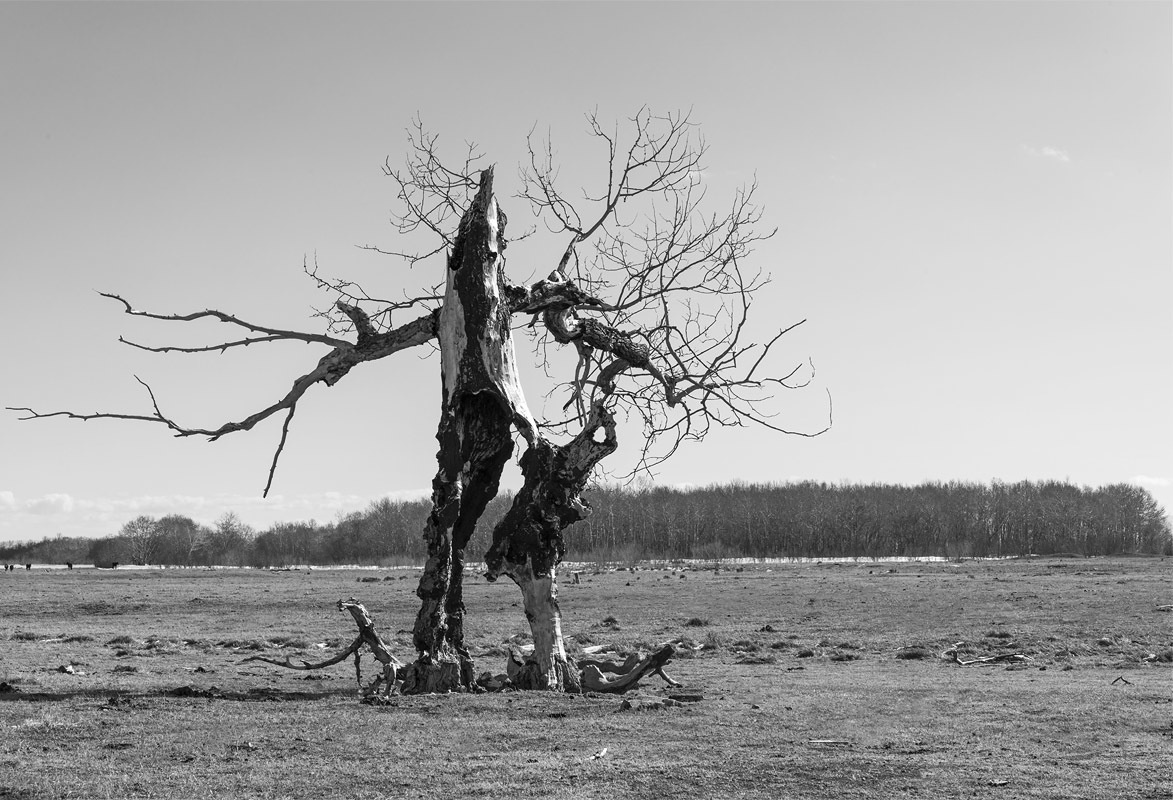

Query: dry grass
<box><xmin>0</xmin><ymin>556</ymin><xmax>1171</xmax><ymax>799</ymax></box>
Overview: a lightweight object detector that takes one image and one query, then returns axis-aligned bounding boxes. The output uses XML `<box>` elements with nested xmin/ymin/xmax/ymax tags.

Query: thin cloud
<box><xmin>1130</xmin><ymin>475</ymin><xmax>1171</xmax><ymax>488</ymax></box>
<box><xmin>1022</xmin><ymin>144</ymin><xmax>1071</xmax><ymax>164</ymax></box>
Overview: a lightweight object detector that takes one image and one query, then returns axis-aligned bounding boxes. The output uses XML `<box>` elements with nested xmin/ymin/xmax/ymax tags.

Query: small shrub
<box><xmin>796</xmin><ymin>648</ymin><xmax>815</xmax><ymax>658</ymax></box>
<box><xmin>703</xmin><ymin>631</ymin><xmax>726</xmax><ymax>651</ymax></box>
<box><xmin>1152</xmin><ymin>649</ymin><xmax>1173</xmax><ymax>663</ymax></box>
<box><xmin>11</xmin><ymin>631</ymin><xmax>40</xmax><ymax>642</ymax></box>
<box><xmin>63</xmin><ymin>635</ymin><xmax>94</xmax><ymax>644</ymax></box>
<box><xmin>218</xmin><ymin>638</ymin><xmax>268</xmax><ymax>651</ymax></box>
<box><xmin>770</xmin><ymin>641</ymin><xmax>794</xmax><ymax>650</ymax></box>
<box><xmin>143</xmin><ymin>636</ymin><xmax>181</xmax><ymax>650</ymax></box>
<box><xmin>830</xmin><ymin>651</ymin><xmax>861</xmax><ymax>662</ymax></box>
<box><xmin>731</xmin><ymin>639</ymin><xmax>760</xmax><ymax>652</ymax></box>
<box><xmin>112</xmin><ymin>665</ymin><xmax>139</xmax><ymax>673</ymax></box>
<box><xmin>985</xmin><ymin>631</ymin><xmax>1012</xmax><ymax>639</ymax></box>
<box><xmin>106</xmin><ymin>636</ymin><xmax>134</xmax><ymax>646</ymax></box>
<box><xmin>269</xmin><ymin>636</ymin><xmax>310</xmax><ymax>649</ymax></box>
<box><xmin>684</xmin><ymin>617</ymin><xmax>710</xmax><ymax>627</ymax></box>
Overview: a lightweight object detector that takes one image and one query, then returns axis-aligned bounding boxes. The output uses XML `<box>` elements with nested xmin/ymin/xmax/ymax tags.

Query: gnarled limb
<box><xmin>8</xmin><ymin>295</ymin><xmax>438</xmax><ymax>496</ymax></box>
<box><xmin>484</xmin><ymin>400</ymin><xmax>619</xmax><ymax>690</ymax></box>
<box><xmin>240</xmin><ymin>599</ymin><xmax>404</xmax><ymax>698</ymax></box>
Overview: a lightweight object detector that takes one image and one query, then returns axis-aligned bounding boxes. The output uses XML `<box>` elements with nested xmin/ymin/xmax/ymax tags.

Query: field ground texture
<box><xmin>1</xmin><ymin>557</ymin><xmax>1170</xmax><ymax>799</ymax></box>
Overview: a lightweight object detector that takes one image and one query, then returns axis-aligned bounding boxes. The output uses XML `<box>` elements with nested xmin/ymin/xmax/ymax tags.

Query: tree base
<box><xmin>505</xmin><ymin>652</ymin><xmax>582</xmax><ymax>692</ymax></box>
<box><xmin>399</xmin><ymin>654</ymin><xmax>477</xmax><ymax>694</ymax></box>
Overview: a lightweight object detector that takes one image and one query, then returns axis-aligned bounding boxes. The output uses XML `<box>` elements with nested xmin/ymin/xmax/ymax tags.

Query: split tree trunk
<box><xmin>484</xmin><ymin>401</ymin><xmax>618</xmax><ymax>690</ymax></box>
<box><xmin>400</xmin><ymin>167</ymin><xmax>536</xmax><ymax>695</ymax></box>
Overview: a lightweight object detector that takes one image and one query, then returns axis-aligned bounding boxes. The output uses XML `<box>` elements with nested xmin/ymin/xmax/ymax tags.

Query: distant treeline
<box><xmin>1</xmin><ymin>480</ymin><xmax>1169</xmax><ymax>568</ymax></box>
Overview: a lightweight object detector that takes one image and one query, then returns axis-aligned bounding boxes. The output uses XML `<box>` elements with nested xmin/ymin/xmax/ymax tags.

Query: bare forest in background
<box><xmin>3</xmin><ymin>480</ymin><xmax>1169</xmax><ymax>568</ymax></box>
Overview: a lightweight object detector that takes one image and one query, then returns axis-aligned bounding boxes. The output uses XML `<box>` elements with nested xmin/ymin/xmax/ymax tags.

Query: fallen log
<box><xmin>579</xmin><ymin>644</ymin><xmax>680</xmax><ymax>693</ymax></box>
<box><xmin>240</xmin><ymin>599</ymin><xmax>403</xmax><ymax>698</ymax></box>
<box><xmin>941</xmin><ymin>643</ymin><xmax>1034</xmax><ymax>666</ymax></box>
<box><xmin>503</xmin><ymin>643</ymin><xmax>681</xmax><ymax>693</ymax></box>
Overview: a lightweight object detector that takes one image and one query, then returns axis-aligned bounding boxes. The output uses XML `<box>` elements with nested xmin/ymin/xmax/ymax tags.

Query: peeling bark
<box><xmin>402</xmin><ymin>168</ymin><xmax>533</xmax><ymax>694</ymax></box>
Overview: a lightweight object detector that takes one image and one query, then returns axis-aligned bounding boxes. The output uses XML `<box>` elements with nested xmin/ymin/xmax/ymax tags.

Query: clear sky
<box><xmin>1</xmin><ymin>2</ymin><xmax>1169</xmax><ymax>544</ymax></box>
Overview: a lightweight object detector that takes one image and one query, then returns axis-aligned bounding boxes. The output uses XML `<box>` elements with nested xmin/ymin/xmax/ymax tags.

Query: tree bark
<box><xmin>485</xmin><ymin>401</ymin><xmax>618</xmax><ymax>690</ymax></box>
<box><xmin>401</xmin><ymin>167</ymin><xmax>536</xmax><ymax>694</ymax></box>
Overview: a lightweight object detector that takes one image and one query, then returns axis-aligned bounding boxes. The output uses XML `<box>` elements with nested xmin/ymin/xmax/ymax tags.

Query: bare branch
<box><xmin>510</xmin><ymin>111</ymin><xmax>828</xmax><ymax>472</ymax></box>
<box><xmin>371</xmin><ymin>115</ymin><xmax>486</xmax><ymax>267</ymax></box>
<box><xmin>303</xmin><ymin>256</ymin><xmax>442</xmax><ymax>337</ymax></box>
<box><xmin>99</xmin><ymin>292</ymin><xmax>348</xmax><ymax>348</ymax></box>
<box><xmin>10</xmin><ymin>299</ymin><xmax>438</xmax><ymax>495</ymax></box>
<box><xmin>264</xmin><ymin>404</ymin><xmax>297</xmax><ymax>497</ymax></box>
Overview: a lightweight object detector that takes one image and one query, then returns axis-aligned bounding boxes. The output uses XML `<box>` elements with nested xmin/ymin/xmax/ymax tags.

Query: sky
<box><xmin>1</xmin><ymin>2</ymin><xmax>1169</xmax><ymax>544</ymax></box>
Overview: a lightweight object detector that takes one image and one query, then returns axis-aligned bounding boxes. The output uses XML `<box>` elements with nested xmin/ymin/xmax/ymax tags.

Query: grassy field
<box><xmin>1</xmin><ymin>556</ymin><xmax>1170</xmax><ymax>799</ymax></box>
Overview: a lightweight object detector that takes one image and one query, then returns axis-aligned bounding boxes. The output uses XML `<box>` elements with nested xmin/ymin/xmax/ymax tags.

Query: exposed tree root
<box><xmin>246</xmin><ymin>598</ymin><xmax>679</xmax><ymax>698</ymax></box>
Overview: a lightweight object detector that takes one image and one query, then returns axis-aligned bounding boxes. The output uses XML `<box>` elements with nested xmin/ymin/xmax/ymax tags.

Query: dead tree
<box><xmin>9</xmin><ymin>109</ymin><xmax>829</xmax><ymax>693</ymax></box>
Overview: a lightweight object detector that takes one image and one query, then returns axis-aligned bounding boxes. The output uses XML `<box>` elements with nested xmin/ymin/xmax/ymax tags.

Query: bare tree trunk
<box><xmin>485</xmin><ymin>402</ymin><xmax>617</xmax><ymax>690</ymax></box>
<box><xmin>401</xmin><ymin>167</ymin><xmax>536</xmax><ymax>694</ymax></box>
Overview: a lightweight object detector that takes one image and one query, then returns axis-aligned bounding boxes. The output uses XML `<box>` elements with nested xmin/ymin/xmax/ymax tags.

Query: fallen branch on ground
<box><xmin>941</xmin><ymin>643</ymin><xmax>1034</xmax><ymax>666</ymax></box>
<box><xmin>240</xmin><ymin>599</ymin><xmax>403</xmax><ymax>698</ymax></box>
<box><xmin>578</xmin><ymin>644</ymin><xmax>681</xmax><ymax>692</ymax></box>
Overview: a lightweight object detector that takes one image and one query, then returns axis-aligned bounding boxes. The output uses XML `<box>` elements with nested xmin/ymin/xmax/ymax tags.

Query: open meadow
<box><xmin>1</xmin><ymin>556</ymin><xmax>1170</xmax><ymax>799</ymax></box>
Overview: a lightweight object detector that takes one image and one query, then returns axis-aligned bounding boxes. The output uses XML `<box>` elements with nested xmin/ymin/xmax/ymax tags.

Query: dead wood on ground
<box><xmin>941</xmin><ymin>643</ymin><xmax>1034</xmax><ymax>666</ymax></box>
<box><xmin>240</xmin><ymin>599</ymin><xmax>403</xmax><ymax>698</ymax></box>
